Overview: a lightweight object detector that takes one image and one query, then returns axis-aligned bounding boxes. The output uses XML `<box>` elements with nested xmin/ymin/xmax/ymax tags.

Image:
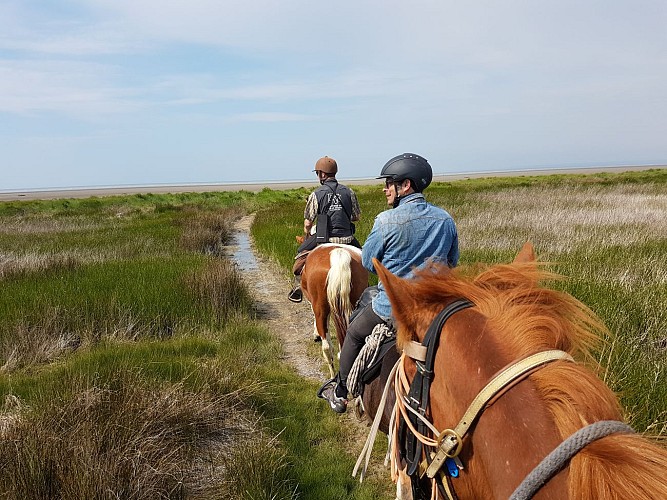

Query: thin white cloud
<box><xmin>154</xmin><ymin>70</ymin><xmax>431</xmax><ymax>103</ymax></box>
<box><xmin>0</xmin><ymin>27</ymin><xmax>150</xmax><ymax>56</ymax></box>
<box><xmin>4</xmin><ymin>1</ymin><xmax>665</xmax><ymax>71</ymax></box>
<box><xmin>225</xmin><ymin>112</ymin><xmax>312</xmax><ymax>123</ymax></box>
<box><xmin>0</xmin><ymin>58</ymin><xmax>419</xmax><ymax>116</ymax></box>
<box><xmin>0</xmin><ymin>60</ymin><xmax>142</xmax><ymax>115</ymax></box>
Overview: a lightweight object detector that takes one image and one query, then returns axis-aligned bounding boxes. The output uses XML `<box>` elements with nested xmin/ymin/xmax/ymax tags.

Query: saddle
<box><xmin>292</xmin><ymin>250</ymin><xmax>310</xmax><ymax>275</ymax></box>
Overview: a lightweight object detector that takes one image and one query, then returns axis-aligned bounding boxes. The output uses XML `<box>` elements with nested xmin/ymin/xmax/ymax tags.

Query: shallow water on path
<box><xmin>228</xmin><ymin>215</ymin><xmax>324</xmax><ymax>381</ymax></box>
<box><xmin>229</xmin><ymin>231</ymin><xmax>258</xmax><ymax>271</ymax></box>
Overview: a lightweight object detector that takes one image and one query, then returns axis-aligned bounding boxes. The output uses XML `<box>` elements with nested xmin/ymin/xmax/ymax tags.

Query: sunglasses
<box><xmin>384</xmin><ymin>179</ymin><xmax>395</xmax><ymax>189</ymax></box>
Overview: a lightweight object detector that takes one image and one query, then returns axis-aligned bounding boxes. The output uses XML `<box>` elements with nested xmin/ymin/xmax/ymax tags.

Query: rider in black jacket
<box><xmin>288</xmin><ymin>156</ymin><xmax>361</xmax><ymax>302</ymax></box>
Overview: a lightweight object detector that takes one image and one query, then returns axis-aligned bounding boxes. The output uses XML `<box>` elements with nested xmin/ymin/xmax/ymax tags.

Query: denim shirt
<box><xmin>361</xmin><ymin>193</ymin><xmax>459</xmax><ymax>320</ymax></box>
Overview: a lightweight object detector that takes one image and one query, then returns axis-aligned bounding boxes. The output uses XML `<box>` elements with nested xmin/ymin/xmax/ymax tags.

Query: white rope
<box><xmin>347</xmin><ymin>322</ymin><xmax>394</xmax><ymax>397</ymax></box>
<box><xmin>353</xmin><ymin>357</ymin><xmax>401</xmax><ymax>482</ymax></box>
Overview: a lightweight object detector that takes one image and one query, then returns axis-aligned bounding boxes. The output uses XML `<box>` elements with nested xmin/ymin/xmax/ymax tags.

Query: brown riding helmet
<box><xmin>314</xmin><ymin>156</ymin><xmax>338</xmax><ymax>175</ymax></box>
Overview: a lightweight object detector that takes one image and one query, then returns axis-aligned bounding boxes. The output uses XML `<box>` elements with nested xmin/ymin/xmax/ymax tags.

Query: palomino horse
<box><xmin>300</xmin><ymin>243</ymin><xmax>369</xmax><ymax>377</ymax></box>
<box><xmin>357</xmin><ymin>243</ymin><xmax>667</xmax><ymax>499</ymax></box>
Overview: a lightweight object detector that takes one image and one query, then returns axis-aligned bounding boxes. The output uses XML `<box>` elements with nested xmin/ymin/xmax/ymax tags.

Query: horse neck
<box><xmin>422</xmin><ymin>309</ymin><xmax>569</xmax><ymax>499</ymax></box>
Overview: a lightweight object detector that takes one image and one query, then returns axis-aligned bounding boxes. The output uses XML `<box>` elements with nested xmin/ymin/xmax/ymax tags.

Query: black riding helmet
<box><xmin>377</xmin><ymin>153</ymin><xmax>433</xmax><ymax>193</ymax></box>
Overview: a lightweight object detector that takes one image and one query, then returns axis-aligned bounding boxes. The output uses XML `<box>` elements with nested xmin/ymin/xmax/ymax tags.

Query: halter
<box><xmin>395</xmin><ymin>297</ymin><xmax>570</xmax><ymax>498</ymax></box>
<box><xmin>399</xmin><ymin>299</ymin><xmax>474</xmax><ymax>483</ymax></box>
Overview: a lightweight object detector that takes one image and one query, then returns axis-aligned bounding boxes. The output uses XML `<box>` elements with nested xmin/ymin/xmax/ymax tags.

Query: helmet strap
<box><xmin>317</xmin><ymin>171</ymin><xmax>329</xmax><ymax>185</ymax></box>
<box><xmin>391</xmin><ymin>180</ymin><xmax>411</xmax><ymax>208</ymax></box>
<box><xmin>392</xmin><ymin>190</ymin><xmax>401</xmax><ymax>208</ymax></box>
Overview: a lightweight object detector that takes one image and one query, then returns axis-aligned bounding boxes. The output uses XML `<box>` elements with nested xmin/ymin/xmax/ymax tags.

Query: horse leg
<box><xmin>309</xmin><ymin>305</ymin><xmax>320</xmax><ymax>342</ymax></box>
<box><xmin>321</xmin><ymin>336</ymin><xmax>335</xmax><ymax>378</ymax></box>
<box><xmin>315</xmin><ymin>308</ymin><xmax>335</xmax><ymax>378</ymax></box>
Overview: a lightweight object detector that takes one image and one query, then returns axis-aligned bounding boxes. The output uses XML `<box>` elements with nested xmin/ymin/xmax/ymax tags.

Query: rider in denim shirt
<box><xmin>318</xmin><ymin>153</ymin><xmax>459</xmax><ymax>413</ymax></box>
<box><xmin>361</xmin><ymin>191</ymin><xmax>458</xmax><ymax>320</ymax></box>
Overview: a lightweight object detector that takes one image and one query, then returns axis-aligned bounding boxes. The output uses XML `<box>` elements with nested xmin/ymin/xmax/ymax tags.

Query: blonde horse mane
<box><xmin>402</xmin><ymin>261</ymin><xmax>667</xmax><ymax>499</ymax></box>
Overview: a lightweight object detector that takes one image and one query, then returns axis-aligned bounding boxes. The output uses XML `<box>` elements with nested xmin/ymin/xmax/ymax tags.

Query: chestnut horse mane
<box><xmin>401</xmin><ymin>261</ymin><xmax>667</xmax><ymax>499</ymax></box>
<box><xmin>403</xmin><ymin>262</ymin><xmax>604</xmax><ymax>362</ymax></box>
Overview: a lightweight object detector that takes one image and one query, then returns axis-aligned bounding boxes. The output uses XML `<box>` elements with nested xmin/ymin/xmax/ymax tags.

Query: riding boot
<box><xmin>335</xmin><ymin>379</ymin><xmax>348</xmax><ymax>399</ymax></box>
<box><xmin>288</xmin><ymin>274</ymin><xmax>302</xmax><ymax>303</ymax></box>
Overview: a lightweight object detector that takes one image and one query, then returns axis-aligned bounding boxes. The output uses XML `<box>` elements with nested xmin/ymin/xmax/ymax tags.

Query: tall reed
<box><xmin>0</xmin><ymin>369</ymin><xmax>258</xmax><ymax>499</ymax></box>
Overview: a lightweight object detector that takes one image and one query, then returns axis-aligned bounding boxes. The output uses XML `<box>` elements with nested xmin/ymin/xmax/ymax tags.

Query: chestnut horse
<box><xmin>365</xmin><ymin>242</ymin><xmax>667</xmax><ymax>499</ymax></box>
<box><xmin>300</xmin><ymin>243</ymin><xmax>369</xmax><ymax>377</ymax></box>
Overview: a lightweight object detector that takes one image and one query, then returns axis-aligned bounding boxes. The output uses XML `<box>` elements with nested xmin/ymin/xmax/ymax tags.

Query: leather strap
<box><xmin>403</xmin><ymin>341</ymin><xmax>427</xmax><ymax>362</ymax></box>
<box><xmin>425</xmin><ymin>349</ymin><xmax>574</xmax><ymax>478</ymax></box>
<box><xmin>403</xmin><ymin>299</ymin><xmax>474</xmax><ymax>486</ymax></box>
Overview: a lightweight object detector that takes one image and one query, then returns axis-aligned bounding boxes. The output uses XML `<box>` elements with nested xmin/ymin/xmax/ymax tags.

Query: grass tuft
<box><xmin>179</xmin><ymin>207</ymin><xmax>244</xmax><ymax>256</ymax></box>
<box><xmin>183</xmin><ymin>258</ymin><xmax>254</xmax><ymax>324</ymax></box>
<box><xmin>0</xmin><ymin>371</ymin><xmax>259</xmax><ymax>499</ymax></box>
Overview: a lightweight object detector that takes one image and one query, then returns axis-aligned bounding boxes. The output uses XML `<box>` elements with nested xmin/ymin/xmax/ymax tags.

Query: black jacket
<box><xmin>314</xmin><ymin>179</ymin><xmax>355</xmax><ymax>238</ymax></box>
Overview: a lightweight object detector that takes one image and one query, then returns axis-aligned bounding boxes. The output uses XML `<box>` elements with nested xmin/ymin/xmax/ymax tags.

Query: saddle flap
<box><xmin>360</xmin><ymin>336</ymin><xmax>397</xmax><ymax>385</ymax></box>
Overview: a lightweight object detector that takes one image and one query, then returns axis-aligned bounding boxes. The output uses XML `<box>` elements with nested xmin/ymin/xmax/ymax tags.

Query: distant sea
<box><xmin>1</xmin><ymin>164</ymin><xmax>664</xmax><ymax>202</ymax></box>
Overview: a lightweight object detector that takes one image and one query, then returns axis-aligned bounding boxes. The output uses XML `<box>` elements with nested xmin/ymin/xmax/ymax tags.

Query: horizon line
<box><xmin>1</xmin><ymin>163</ymin><xmax>665</xmax><ymax>202</ymax></box>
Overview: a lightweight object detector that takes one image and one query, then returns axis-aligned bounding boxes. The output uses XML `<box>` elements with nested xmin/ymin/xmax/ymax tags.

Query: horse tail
<box><xmin>326</xmin><ymin>248</ymin><xmax>353</xmax><ymax>345</ymax></box>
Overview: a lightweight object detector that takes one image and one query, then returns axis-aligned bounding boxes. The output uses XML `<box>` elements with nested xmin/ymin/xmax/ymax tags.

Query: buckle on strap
<box><xmin>415</xmin><ymin>361</ymin><xmax>433</xmax><ymax>377</ymax></box>
<box><xmin>437</xmin><ymin>428</ymin><xmax>463</xmax><ymax>458</ymax></box>
<box><xmin>424</xmin><ymin>429</ymin><xmax>463</xmax><ymax>479</ymax></box>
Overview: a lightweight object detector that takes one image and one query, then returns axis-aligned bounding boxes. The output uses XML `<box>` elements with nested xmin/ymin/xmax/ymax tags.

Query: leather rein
<box><xmin>395</xmin><ymin>299</ymin><xmax>576</xmax><ymax>499</ymax></box>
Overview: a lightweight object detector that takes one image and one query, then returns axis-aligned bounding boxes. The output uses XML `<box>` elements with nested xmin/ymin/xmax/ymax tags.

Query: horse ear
<box><xmin>513</xmin><ymin>241</ymin><xmax>536</xmax><ymax>263</ymax></box>
<box><xmin>373</xmin><ymin>258</ymin><xmax>418</xmax><ymax>326</ymax></box>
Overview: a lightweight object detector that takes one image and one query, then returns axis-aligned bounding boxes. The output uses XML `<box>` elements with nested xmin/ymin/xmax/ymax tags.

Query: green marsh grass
<box><xmin>0</xmin><ymin>366</ymin><xmax>257</xmax><ymax>499</ymax></box>
<box><xmin>178</xmin><ymin>206</ymin><xmax>244</xmax><ymax>255</ymax></box>
<box><xmin>1</xmin><ymin>171</ymin><xmax>664</xmax><ymax>498</ymax></box>
<box><xmin>0</xmin><ymin>192</ymin><xmax>390</xmax><ymax>499</ymax></box>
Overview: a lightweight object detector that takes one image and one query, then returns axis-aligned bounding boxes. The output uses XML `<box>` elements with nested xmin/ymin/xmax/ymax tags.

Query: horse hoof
<box><xmin>313</xmin><ymin>337</ymin><xmax>322</xmax><ymax>343</ymax></box>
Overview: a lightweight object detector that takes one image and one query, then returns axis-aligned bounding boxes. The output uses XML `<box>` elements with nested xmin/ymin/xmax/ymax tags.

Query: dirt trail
<box><xmin>230</xmin><ymin>213</ymin><xmax>378</xmax><ymax>427</ymax></box>
<box><xmin>231</xmin><ymin>214</ymin><xmax>326</xmax><ymax>382</ymax></box>
<box><xmin>230</xmin><ymin>213</ymin><xmax>396</xmax><ymax>498</ymax></box>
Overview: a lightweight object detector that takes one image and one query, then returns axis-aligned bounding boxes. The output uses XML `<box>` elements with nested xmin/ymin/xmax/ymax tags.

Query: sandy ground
<box><xmin>230</xmin><ymin>214</ymin><xmax>327</xmax><ymax>382</ymax></box>
<box><xmin>2</xmin><ymin>165</ymin><xmax>663</xmax><ymax>201</ymax></box>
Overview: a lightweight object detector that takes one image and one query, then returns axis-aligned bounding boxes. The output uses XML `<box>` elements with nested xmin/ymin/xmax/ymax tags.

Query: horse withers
<box><xmin>300</xmin><ymin>243</ymin><xmax>369</xmax><ymax>378</ymax></box>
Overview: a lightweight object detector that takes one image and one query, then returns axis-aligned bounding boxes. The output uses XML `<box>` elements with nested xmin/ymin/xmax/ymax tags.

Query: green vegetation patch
<box><xmin>1</xmin><ymin>169</ymin><xmax>664</xmax><ymax>498</ymax></box>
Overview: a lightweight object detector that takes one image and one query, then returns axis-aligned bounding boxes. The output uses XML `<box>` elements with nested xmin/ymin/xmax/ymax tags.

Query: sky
<box><xmin>1</xmin><ymin>1</ymin><xmax>666</xmax><ymax>191</ymax></box>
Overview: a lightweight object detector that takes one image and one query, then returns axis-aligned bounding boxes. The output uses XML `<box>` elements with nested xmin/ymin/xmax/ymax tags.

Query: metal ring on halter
<box><xmin>437</xmin><ymin>428</ymin><xmax>463</xmax><ymax>458</ymax></box>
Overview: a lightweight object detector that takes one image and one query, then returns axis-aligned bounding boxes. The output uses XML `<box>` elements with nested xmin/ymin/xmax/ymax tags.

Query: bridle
<box><xmin>389</xmin><ymin>299</ymin><xmax>633</xmax><ymax>500</ymax></box>
<box><xmin>397</xmin><ymin>299</ymin><xmax>474</xmax><ymax>498</ymax></box>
